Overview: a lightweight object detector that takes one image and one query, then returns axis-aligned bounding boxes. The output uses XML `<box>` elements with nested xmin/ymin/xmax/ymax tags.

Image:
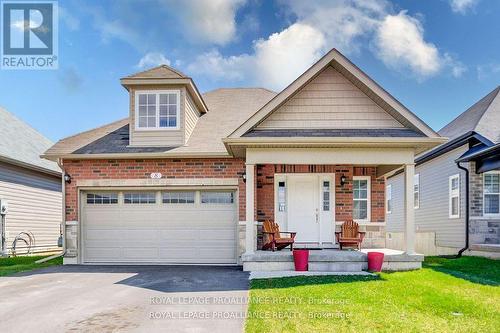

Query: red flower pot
<box><xmin>293</xmin><ymin>249</ymin><xmax>309</xmax><ymax>271</ymax></box>
<box><xmin>367</xmin><ymin>252</ymin><xmax>384</xmax><ymax>272</ymax></box>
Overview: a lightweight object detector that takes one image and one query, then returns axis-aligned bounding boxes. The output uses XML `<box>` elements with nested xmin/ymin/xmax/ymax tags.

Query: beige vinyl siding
<box><xmin>257</xmin><ymin>66</ymin><xmax>405</xmax><ymax>130</ymax></box>
<box><xmin>129</xmin><ymin>85</ymin><xmax>186</xmax><ymax>147</ymax></box>
<box><xmin>0</xmin><ymin>161</ymin><xmax>62</xmax><ymax>254</ymax></box>
<box><xmin>386</xmin><ymin>145</ymin><xmax>468</xmax><ymax>248</ymax></box>
<box><xmin>185</xmin><ymin>93</ymin><xmax>200</xmax><ymax>142</ymax></box>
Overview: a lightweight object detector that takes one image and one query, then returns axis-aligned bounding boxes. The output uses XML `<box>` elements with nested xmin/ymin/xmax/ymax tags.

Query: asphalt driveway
<box><xmin>0</xmin><ymin>265</ymin><xmax>249</xmax><ymax>333</ymax></box>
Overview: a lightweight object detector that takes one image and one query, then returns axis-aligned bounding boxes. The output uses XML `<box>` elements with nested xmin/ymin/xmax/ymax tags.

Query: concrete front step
<box><xmin>242</xmin><ymin>249</ymin><xmax>424</xmax><ymax>272</ymax></box>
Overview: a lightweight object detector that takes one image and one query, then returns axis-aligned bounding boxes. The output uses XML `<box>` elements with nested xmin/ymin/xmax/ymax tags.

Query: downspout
<box><xmin>455</xmin><ymin>161</ymin><xmax>470</xmax><ymax>258</ymax></box>
<box><xmin>36</xmin><ymin>158</ymin><xmax>66</xmax><ymax>263</ymax></box>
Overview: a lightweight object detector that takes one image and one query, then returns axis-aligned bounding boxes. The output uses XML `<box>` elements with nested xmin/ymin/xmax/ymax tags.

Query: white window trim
<box><xmin>449</xmin><ymin>174</ymin><xmax>460</xmax><ymax>219</ymax></box>
<box><xmin>353</xmin><ymin>176</ymin><xmax>371</xmax><ymax>223</ymax></box>
<box><xmin>134</xmin><ymin>90</ymin><xmax>181</xmax><ymax>131</ymax></box>
<box><xmin>414</xmin><ymin>174</ymin><xmax>420</xmax><ymax>209</ymax></box>
<box><xmin>386</xmin><ymin>184</ymin><xmax>392</xmax><ymax>214</ymax></box>
<box><xmin>483</xmin><ymin>171</ymin><xmax>500</xmax><ymax>217</ymax></box>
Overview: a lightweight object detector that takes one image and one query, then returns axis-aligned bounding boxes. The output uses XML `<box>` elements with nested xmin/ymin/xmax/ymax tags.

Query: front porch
<box><xmin>237</xmin><ymin>147</ymin><xmax>425</xmax><ymax>272</ymax></box>
<box><xmin>242</xmin><ymin>248</ymin><xmax>424</xmax><ymax>272</ymax></box>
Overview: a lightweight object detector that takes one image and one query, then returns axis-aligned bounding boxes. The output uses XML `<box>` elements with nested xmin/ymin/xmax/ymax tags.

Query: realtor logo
<box><xmin>1</xmin><ymin>1</ymin><xmax>58</xmax><ymax>69</ymax></box>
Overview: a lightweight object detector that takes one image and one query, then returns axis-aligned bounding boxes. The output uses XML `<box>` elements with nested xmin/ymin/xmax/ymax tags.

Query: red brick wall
<box><xmin>63</xmin><ymin>159</ymin><xmax>384</xmax><ymax>224</ymax></box>
<box><xmin>256</xmin><ymin>165</ymin><xmax>385</xmax><ymax>223</ymax></box>
<box><xmin>63</xmin><ymin>158</ymin><xmax>246</xmax><ymax>221</ymax></box>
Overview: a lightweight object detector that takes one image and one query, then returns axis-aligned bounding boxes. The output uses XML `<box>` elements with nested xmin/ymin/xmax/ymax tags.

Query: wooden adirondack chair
<box><xmin>335</xmin><ymin>220</ymin><xmax>365</xmax><ymax>250</ymax></box>
<box><xmin>262</xmin><ymin>220</ymin><xmax>296</xmax><ymax>251</ymax></box>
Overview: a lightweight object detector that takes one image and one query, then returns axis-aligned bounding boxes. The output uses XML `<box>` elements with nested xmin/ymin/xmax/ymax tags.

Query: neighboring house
<box><xmin>387</xmin><ymin>87</ymin><xmax>500</xmax><ymax>256</ymax></box>
<box><xmin>43</xmin><ymin>49</ymin><xmax>444</xmax><ymax>266</ymax></box>
<box><xmin>0</xmin><ymin>108</ymin><xmax>62</xmax><ymax>255</ymax></box>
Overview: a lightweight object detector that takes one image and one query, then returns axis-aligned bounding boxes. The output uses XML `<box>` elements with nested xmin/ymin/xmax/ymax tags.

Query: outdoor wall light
<box><xmin>242</xmin><ymin>172</ymin><xmax>247</xmax><ymax>183</ymax></box>
<box><xmin>340</xmin><ymin>175</ymin><xmax>347</xmax><ymax>186</ymax></box>
<box><xmin>64</xmin><ymin>174</ymin><xmax>72</xmax><ymax>184</ymax></box>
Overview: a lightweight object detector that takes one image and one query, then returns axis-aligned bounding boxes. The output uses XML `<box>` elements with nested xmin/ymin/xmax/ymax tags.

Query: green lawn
<box><xmin>246</xmin><ymin>256</ymin><xmax>500</xmax><ymax>333</ymax></box>
<box><xmin>0</xmin><ymin>255</ymin><xmax>62</xmax><ymax>277</ymax></box>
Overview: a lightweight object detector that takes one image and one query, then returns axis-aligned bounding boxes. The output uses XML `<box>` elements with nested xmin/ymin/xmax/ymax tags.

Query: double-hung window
<box><xmin>484</xmin><ymin>172</ymin><xmax>500</xmax><ymax>215</ymax></box>
<box><xmin>136</xmin><ymin>90</ymin><xmax>180</xmax><ymax>130</ymax></box>
<box><xmin>353</xmin><ymin>176</ymin><xmax>370</xmax><ymax>222</ymax></box>
<box><xmin>449</xmin><ymin>174</ymin><xmax>460</xmax><ymax>218</ymax></box>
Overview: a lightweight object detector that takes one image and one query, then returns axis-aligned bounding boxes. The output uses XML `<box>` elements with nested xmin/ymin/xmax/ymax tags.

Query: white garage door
<box><xmin>81</xmin><ymin>190</ymin><xmax>237</xmax><ymax>264</ymax></box>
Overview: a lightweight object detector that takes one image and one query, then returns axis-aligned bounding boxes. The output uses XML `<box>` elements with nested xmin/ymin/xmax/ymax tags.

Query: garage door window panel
<box><xmin>87</xmin><ymin>193</ymin><xmax>118</xmax><ymax>204</ymax></box>
<box><xmin>163</xmin><ymin>191</ymin><xmax>195</xmax><ymax>204</ymax></box>
<box><xmin>124</xmin><ymin>192</ymin><xmax>156</xmax><ymax>204</ymax></box>
<box><xmin>201</xmin><ymin>192</ymin><xmax>234</xmax><ymax>204</ymax></box>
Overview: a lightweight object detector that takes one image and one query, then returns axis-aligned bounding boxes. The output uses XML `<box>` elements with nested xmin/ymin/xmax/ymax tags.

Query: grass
<box><xmin>0</xmin><ymin>255</ymin><xmax>62</xmax><ymax>277</ymax></box>
<box><xmin>246</xmin><ymin>256</ymin><xmax>500</xmax><ymax>333</ymax></box>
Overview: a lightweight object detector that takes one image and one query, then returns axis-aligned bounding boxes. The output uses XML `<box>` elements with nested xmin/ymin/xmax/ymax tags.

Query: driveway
<box><xmin>0</xmin><ymin>265</ymin><xmax>249</xmax><ymax>333</ymax></box>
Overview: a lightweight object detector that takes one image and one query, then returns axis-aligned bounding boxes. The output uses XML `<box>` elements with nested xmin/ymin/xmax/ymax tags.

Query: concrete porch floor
<box><xmin>242</xmin><ymin>248</ymin><xmax>424</xmax><ymax>272</ymax></box>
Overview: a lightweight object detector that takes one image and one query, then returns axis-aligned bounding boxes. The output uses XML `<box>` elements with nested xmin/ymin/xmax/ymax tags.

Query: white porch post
<box><xmin>245</xmin><ymin>163</ymin><xmax>255</xmax><ymax>255</ymax></box>
<box><xmin>404</xmin><ymin>163</ymin><xmax>416</xmax><ymax>254</ymax></box>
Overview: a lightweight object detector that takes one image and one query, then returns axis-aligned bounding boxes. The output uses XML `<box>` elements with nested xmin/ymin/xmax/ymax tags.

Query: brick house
<box><xmin>43</xmin><ymin>49</ymin><xmax>444</xmax><ymax>266</ymax></box>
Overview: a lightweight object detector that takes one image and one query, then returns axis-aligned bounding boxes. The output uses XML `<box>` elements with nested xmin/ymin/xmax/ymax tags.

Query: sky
<box><xmin>0</xmin><ymin>0</ymin><xmax>499</xmax><ymax>142</ymax></box>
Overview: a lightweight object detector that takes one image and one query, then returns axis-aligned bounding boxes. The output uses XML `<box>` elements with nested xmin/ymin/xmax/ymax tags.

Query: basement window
<box><xmin>136</xmin><ymin>90</ymin><xmax>180</xmax><ymax>130</ymax></box>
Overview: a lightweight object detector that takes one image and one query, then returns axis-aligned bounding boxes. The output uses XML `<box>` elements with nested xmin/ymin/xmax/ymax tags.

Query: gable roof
<box><xmin>125</xmin><ymin>64</ymin><xmax>187</xmax><ymax>79</ymax></box>
<box><xmin>228</xmin><ymin>48</ymin><xmax>440</xmax><ymax>139</ymax></box>
<box><xmin>438</xmin><ymin>86</ymin><xmax>500</xmax><ymax>143</ymax></box>
<box><xmin>0</xmin><ymin>107</ymin><xmax>60</xmax><ymax>175</ymax></box>
<box><xmin>43</xmin><ymin>88</ymin><xmax>276</xmax><ymax>159</ymax></box>
<box><xmin>120</xmin><ymin>65</ymin><xmax>208</xmax><ymax>114</ymax></box>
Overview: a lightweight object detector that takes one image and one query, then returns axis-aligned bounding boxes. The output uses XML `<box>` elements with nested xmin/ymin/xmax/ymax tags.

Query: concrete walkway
<box><xmin>0</xmin><ymin>265</ymin><xmax>249</xmax><ymax>333</ymax></box>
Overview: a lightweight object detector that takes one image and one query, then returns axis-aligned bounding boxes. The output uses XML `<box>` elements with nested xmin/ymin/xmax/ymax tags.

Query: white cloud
<box><xmin>187</xmin><ymin>49</ymin><xmax>252</xmax><ymax>81</ymax></box>
<box><xmin>477</xmin><ymin>63</ymin><xmax>500</xmax><ymax>80</ymax></box>
<box><xmin>374</xmin><ymin>11</ymin><xmax>467</xmax><ymax>79</ymax></box>
<box><xmin>252</xmin><ymin>23</ymin><xmax>326</xmax><ymax>89</ymax></box>
<box><xmin>187</xmin><ymin>1</ymin><xmax>464</xmax><ymax>88</ymax></box>
<box><xmin>167</xmin><ymin>0</ymin><xmax>247</xmax><ymax>45</ymax></box>
<box><xmin>137</xmin><ymin>52</ymin><xmax>171</xmax><ymax>68</ymax></box>
<box><xmin>283</xmin><ymin>0</ymin><xmax>387</xmax><ymax>53</ymax></box>
<box><xmin>187</xmin><ymin>23</ymin><xmax>325</xmax><ymax>90</ymax></box>
<box><xmin>450</xmin><ymin>0</ymin><xmax>479</xmax><ymax>14</ymax></box>
<box><xmin>374</xmin><ymin>11</ymin><xmax>441</xmax><ymax>77</ymax></box>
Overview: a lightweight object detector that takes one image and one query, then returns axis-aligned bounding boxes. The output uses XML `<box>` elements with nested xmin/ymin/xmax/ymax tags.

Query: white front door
<box><xmin>285</xmin><ymin>174</ymin><xmax>335</xmax><ymax>244</ymax></box>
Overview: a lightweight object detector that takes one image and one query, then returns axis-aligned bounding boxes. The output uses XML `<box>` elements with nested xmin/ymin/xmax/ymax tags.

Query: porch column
<box><xmin>404</xmin><ymin>163</ymin><xmax>416</xmax><ymax>254</ymax></box>
<box><xmin>244</xmin><ymin>163</ymin><xmax>255</xmax><ymax>255</ymax></box>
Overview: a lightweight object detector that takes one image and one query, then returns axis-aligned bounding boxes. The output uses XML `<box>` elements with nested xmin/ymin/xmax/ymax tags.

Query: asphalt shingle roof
<box><xmin>0</xmin><ymin>107</ymin><xmax>60</xmax><ymax>173</ymax></box>
<box><xmin>243</xmin><ymin>128</ymin><xmax>425</xmax><ymax>138</ymax></box>
<box><xmin>438</xmin><ymin>86</ymin><xmax>500</xmax><ymax>143</ymax></box>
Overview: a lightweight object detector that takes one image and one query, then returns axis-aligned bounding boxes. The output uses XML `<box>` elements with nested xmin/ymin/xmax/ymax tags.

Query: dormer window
<box><xmin>135</xmin><ymin>90</ymin><xmax>180</xmax><ymax>130</ymax></box>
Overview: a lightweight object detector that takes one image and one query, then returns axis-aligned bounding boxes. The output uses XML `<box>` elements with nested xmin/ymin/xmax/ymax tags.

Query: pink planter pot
<box><xmin>367</xmin><ymin>252</ymin><xmax>384</xmax><ymax>272</ymax></box>
<box><xmin>293</xmin><ymin>249</ymin><xmax>309</xmax><ymax>271</ymax></box>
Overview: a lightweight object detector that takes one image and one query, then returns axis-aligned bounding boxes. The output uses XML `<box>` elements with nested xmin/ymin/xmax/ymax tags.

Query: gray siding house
<box><xmin>387</xmin><ymin>86</ymin><xmax>500</xmax><ymax>256</ymax></box>
<box><xmin>0</xmin><ymin>108</ymin><xmax>62</xmax><ymax>255</ymax></box>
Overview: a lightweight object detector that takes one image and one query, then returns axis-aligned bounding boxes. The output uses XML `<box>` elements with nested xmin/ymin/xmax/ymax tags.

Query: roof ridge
<box><xmin>204</xmin><ymin>87</ymin><xmax>277</xmax><ymax>94</ymax></box>
<box><xmin>125</xmin><ymin>64</ymin><xmax>187</xmax><ymax>79</ymax></box>
<box><xmin>438</xmin><ymin>86</ymin><xmax>500</xmax><ymax>134</ymax></box>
